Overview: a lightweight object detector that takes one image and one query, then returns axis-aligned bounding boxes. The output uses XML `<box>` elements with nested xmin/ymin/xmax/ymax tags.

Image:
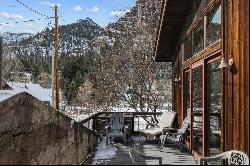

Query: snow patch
<box><xmin>91</xmin><ymin>137</ymin><xmax>118</xmax><ymax>165</ymax></box>
<box><xmin>0</xmin><ymin>90</ymin><xmax>21</xmax><ymax>102</ymax></box>
<box><xmin>7</xmin><ymin>82</ymin><xmax>51</xmax><ymax>103</ymax></box>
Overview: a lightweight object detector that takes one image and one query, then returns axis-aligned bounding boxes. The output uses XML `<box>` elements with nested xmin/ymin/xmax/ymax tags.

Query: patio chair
<box><xmin>198</xmin><ymin>150</ymin><xmax>249</xmax><ymax>165</ymax></box>
<box><xmin>105</xmin><ymin>112</ymin><xmax>128</xmax><ymax>146</ymax></box>
<box><xmin>140</xmin><ymin>111</ymin><xmax>177</xmax><ymax>141</ymax></box>
<box><xmin>160</xmin><ymin>112</ymin><xmax>191</xmax><ymax>151</ymax></box>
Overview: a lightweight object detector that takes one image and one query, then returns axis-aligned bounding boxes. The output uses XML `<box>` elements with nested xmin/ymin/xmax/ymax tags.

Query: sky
<box><xmin>0</xmin><ymin>0</ymin><xmax>136</xmax><ymax>34</ymax></box>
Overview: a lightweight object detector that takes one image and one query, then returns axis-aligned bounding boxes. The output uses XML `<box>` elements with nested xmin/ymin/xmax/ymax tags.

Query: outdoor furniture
<box><xmin>105</xmin><ymin>112</ymin><xmax>128</xmax><ymax>146</ymax></box>
<box><xmin>198</xmin><ymin>150</ymin><xmax>249</xmax><ymax>165</ymax></box>
<box><xmin>140</xmin><ymin>111</ymin><xmax>176</xmax><ymax>141</ymax></box>
<box><xmin>160</xmin><ymin>112</ymin><xmax>191</xmax><ymax>151</ymax></box>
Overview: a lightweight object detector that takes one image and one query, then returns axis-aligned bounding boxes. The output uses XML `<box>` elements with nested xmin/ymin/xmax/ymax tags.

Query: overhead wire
<box><xmin>57</xmin><ymin>8</ymin><xmax>67</xmax><ymax>46</ymax></box>
<box><xmin>2</xmin><ymin>2</ymin><xmax>67</xmax><ymax>81</ymax></box>
<box><xmin>0</xmin><ymin>17</ymin><xmax>55</xmax><ymax>26</ymax></box>
<box><xmin>16</xmin><ymin>0</ymin><xmax>50</xmax><ymax>18</ymax></box>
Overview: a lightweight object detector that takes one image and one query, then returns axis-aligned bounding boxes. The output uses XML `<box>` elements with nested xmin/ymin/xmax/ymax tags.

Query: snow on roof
<box><xmin>0</xmin><ymin>90</ymin><xmax>21</xmax><ymax>102</ymax></box>
<box><xmin>6</xmin><ymin>82</ymin><xmax>51</xmax><ymax>102</ymax></box>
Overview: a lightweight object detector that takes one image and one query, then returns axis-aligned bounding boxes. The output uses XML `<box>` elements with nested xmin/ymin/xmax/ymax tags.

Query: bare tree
<box><xmin>75</xmin><ymin>0</ymin><xmax>172</xmax><ymax>125</ymax></box>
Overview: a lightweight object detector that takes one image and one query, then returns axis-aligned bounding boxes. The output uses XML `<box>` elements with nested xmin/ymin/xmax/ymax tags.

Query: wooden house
<box><xmin>154</xmin><ymin>0</ymin><xmax>249</xmax><ymax>158</ymax></box>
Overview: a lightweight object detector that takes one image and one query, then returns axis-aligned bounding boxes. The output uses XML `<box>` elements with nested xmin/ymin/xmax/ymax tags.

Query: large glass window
<box><xmin>184</xmin><ymin>35</ymin><xmax>192</xmax><ymax>61</ymax></box>
<box><xmin>182</xmin><ymin>1</ymin><xmax>221</xmax><ymax>63</ymax></box>
<box><xmin>207</xmin><ymin>60</ymin><xmax>221</xmax><ymax>157</ymax></box>
<box><xmin>184</xmin><ymin>71</ymin><xmax>191</xmax><ymax>144</ymax></box>
<box><xmin>206</xmin><ymin>3</ymin><xmax>221</xmax><ymax>47</ymax></box>
<box><xmin>182</xmin><ymin>56</ymin><xmax>222</xmax><ymax>157</ymax></box>
<box><xmin>192</xmin><ymin>23</ymin><xmax>203</xmax><ymax>55</ymax></box>
<box><xmin>192</xmin><ymin>65</ymin><xmax>203</xmax><ymax>155</ymax></box>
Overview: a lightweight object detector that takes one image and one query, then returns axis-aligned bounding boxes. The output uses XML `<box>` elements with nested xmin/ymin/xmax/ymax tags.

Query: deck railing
<box><xmin>80</xmin><ymin>111</ymin><xmax>163</xmax><ymax>136</ymax></box>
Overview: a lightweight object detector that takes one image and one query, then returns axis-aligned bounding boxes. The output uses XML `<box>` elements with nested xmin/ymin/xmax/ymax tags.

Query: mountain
<box><xmin>3</xmin><ymin>0</ymin><xmax>163</xmax><ymax>91</ymax></box>
<box><xmin>5</xmin><ymin>17</ymin><xmax>104</xmax><ymax>69</ymax></box>
<box><xmin>14</xmin><ymin>17</ymin><xmax>104</xmax><ymax>55</ymax></box>
<box><xmin>0</xmin><ymin>32</ymin><xmax>33</xmax><ymax>44</ymax></box>
<box><xmin>91</xmin><ymin>0</ymin><xmax>162</xmax><ymax>49</ymax></box>
<box><xmin>3</xmin><ymin>18</ymin><xmax>104</xmax><ymax>87</ymax></box>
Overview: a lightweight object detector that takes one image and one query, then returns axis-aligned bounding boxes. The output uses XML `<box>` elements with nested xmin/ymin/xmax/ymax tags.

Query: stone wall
<box><xmin>0</xmin><ymin>92</ymin><xmax>98</xmax><ymax>165</ymax></box>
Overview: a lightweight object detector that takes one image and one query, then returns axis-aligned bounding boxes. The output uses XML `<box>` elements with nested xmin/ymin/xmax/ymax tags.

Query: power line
<box><xmin>16</xmin><ymin>0</ymin><xmax>50</xmax><ymax>18</ymax></box>
<box><xmin>0</xmin><ymin>16</ymin><xmax>55</xmax><ymax>26</ymax></box>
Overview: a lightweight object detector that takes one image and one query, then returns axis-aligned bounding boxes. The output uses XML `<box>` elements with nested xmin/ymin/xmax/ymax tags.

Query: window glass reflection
<box><xmin>193</xmin><ymin>23</ymin><xmax>203</xmax><ymax>55</ymax></box>
<box><xmin>206</xmin><ymin>4</ymin><xmax>221</xmax><ymax>47</ymax></box>
<box><xmin>184</xmin><ymin>35</ymin><xmax>192</xmax><ymax>61</ymax></box>
<box><xmin>192</xmin><ymin>66</ymin><xmax>203</xmax><ymax>155</ymax></box>
<box><xmin>207</xmin><ymin>60</ymin><xmax>221</xmax><ymax>157</ymax></box>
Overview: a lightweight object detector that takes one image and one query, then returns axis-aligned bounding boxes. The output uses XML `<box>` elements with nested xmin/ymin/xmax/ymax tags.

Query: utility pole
<box><xmin>0</xmin><ymin>36</ymin><xmax>3</xmax><ymax>90</ymax></box>
<box><xmin>51</xmin><ymin>46</ymin><xmax>55</xmax><ymax>107</ymax></box>
<box><xmin>54</xmin><ymin>5</ymin><xmax>59</xmax><ymax>110</ymax></box>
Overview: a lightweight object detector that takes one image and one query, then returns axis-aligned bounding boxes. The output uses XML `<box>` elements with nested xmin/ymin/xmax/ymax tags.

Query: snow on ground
<box><xmin>91</xmin><ymin>137</ymin><xmax>118</xmax><ymax>165</ymax></box>
<box><xmin>110</xmin><ymin>107</ymin><xmax>136</xmax><ymax>112</ymax></box>
<box><xmin>131</xmin><ymin>135</ymin><xmax>146</xmax><ymax>143</ymax></box>
<box><xmin>134</xmin><ymin>117</ymin><xmax>149</xmax><ymax>131</ymax></box>
<box><xmin>63</xmin><ymin>106</ymin><xmax>101</xmax><ymax>123</ymax></box>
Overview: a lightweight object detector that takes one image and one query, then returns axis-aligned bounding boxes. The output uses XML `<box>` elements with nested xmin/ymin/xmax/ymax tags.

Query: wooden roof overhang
<box><xmin>154</xmin><ymin>0</ymin><xmax>196</xmax><ymax>62</ymax></box>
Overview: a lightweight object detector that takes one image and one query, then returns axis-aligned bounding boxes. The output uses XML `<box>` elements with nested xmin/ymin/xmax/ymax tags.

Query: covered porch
<box><xmin>79</xmin><ymin>111</ymin><xmax>197</xmax><ymax>165</ymax></box>
<box><xmin>83</xmin><ymin>137</ymin><xmax>197</xmax><ymax>165</ymax></box>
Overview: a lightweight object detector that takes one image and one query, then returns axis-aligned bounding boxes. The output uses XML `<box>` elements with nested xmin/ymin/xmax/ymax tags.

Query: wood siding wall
<box><xmin>172</xmin><ymin>0</ymin><xmax>249</xmax><ymax>155</ymax></box>
<box><xmin>222</xmin><ymin>0</ymin><xmax>249</xmax><ymax>155</ymax></box>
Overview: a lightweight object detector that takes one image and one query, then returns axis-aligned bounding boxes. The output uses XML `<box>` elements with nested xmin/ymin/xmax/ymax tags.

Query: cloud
<box><xmin>39</xmin><ymin>2</ymin><xmax>62</xmax><ymax>8</ymax></box>
<box><xmin>0</xmin><ymin>12</ymin><xmax>24</xmax><ymax>20</ymax></box>
<box><xmin>110</xmin><ymin>10</ymin><xmax>129</xmax><ymax>17</ymax></box>
<box><xmin>0</xmin><ymin>22</ymin><xmax>44</xmax><ymax>34</ymax></box>
<box><xmin>73</xmin><ymin>6</ymin><xmax>99</xmax><ymax>12</ymax></box>
<box><xmin>87</xmin><ymin>6</ymin><xmax>99</xmax><ymax>12</ymax></box>
<box><xmin>26</xmin><ymin>23</ymin><xmax>33</xmax><ymax>27</ymax></box>
<box><xmin>73</xmin><ymin>5</ymin><xmax>83</xmax><ymax>11</ymax></box>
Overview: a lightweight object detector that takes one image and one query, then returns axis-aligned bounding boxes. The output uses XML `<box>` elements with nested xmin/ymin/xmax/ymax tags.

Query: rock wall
<box><xmin>0</xmin><ymin>92</ymin><xmax>98</xmax><ymax>165</ymax></box>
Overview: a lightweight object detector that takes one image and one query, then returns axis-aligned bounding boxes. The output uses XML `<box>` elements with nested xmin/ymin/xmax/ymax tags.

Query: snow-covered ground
<box><xmin>63</xmin><ymin>106</ymin><xmax>101</xmax><ymax>123</ymax></box>
<box><xmin>134</xmin><ymin>117</ymin><xmax>149</xmax><ymax>131</ymax></box>
<box><xmin>91</xmin><ymin>137</ymin><xmax>118</xmax><ymax>165</ymax></box>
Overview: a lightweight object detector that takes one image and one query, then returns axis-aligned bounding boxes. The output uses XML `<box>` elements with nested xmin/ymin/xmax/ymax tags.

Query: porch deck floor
<box><xmin>83</xmin><ymin>136</ymin><xmax>198</xmax><ymax>165</ymax></box>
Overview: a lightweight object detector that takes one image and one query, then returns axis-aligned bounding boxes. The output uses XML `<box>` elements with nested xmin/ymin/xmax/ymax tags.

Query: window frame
<box><xmin>181</xmin><ymin>0</ymin><xmax>222</xmax><ymax>64</ymax></box>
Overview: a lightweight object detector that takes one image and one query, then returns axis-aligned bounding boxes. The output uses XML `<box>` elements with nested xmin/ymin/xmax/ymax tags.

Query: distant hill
<box><xmin>1</xmin><ymin>32</ymin><xmax>33</xmax><ymax>44</ymax></box>
<box><xmin>10</xmin><ymin>17</ymin><xmax>104</xmax><ymax>55</ymax></box>
<box><xmin>2</xmin><ymin>0</ymin><xmax>163</xmax><ymax>91</ymax></box>
<box><xmin>3</xmin><ymin>18</ymin><xmax>103</xmax><ymax>78</ymax></box>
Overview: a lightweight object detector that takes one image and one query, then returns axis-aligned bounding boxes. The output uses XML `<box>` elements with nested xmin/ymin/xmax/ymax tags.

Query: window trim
<box><xmin>182</xmin><ymin>0</ymin><xmax>222</xmax><ymax>64</ymax></box>
<box><xmin>205</xmin><ymin>3</ymin><xmax>222</xmax><ymax>49</ymax></box>
<box><xmin>192</xmin><ymin>20</ymin><xmax>204</xmax><ymax>56</ymax></box>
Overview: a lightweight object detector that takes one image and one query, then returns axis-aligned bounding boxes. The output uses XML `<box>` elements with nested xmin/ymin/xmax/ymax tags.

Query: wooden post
<box><xmin>51</xmin><ymin>47</ymin><xmax>55</xmax><ymax>107</ymax></box>
<box><xmin>0</xmin><ymin>36</ymin><xmax>3</xmax><ymax>90</ymax></box>
<box><xmin>54</xmin><ymin>5</ymin><xmax>59</xmax><ymax>110</ymax></box>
